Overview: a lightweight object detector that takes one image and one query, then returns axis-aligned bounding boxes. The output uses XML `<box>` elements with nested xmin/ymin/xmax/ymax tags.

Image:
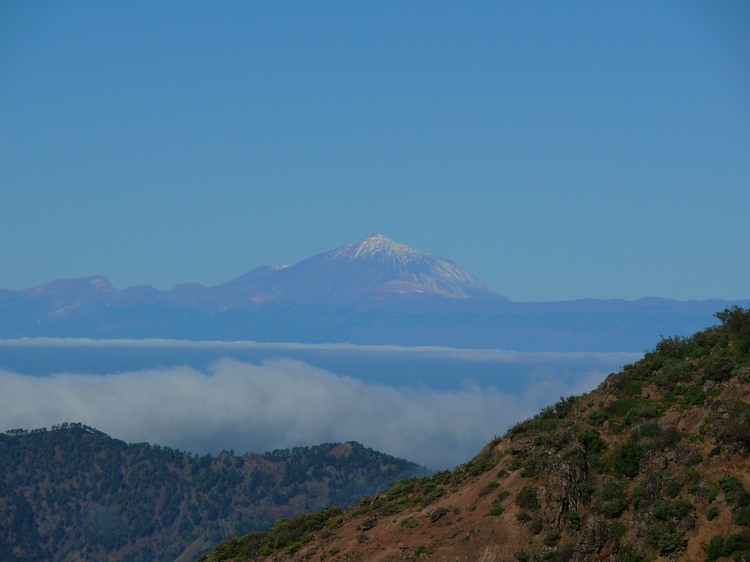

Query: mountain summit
<box><xmin>221</xmin><ymin>234</ymin><xmax>501</xmax><ymax>303</ymax></box>
<box><xmin>328</xmin><ymin>233</ymin><xmax>441</xmax><ymax>266</ymax></box>
<box><xmin>291</xmin><ymin>233</ymin><xmax>499</xmax><ymax>301</ymax></box>
<box><xmin>327</xmin><ymin>234</ymin><xmax>491</xmax><ymax>299</ymax></box>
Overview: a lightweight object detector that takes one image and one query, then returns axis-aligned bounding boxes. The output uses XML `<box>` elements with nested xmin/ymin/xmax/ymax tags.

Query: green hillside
<box><xmin>0</xmin><ymin>426</ymin><xmax>427</xmax><ymax>561</ymax></box>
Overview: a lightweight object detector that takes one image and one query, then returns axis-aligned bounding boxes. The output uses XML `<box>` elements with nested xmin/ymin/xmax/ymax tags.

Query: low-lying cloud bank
<box><xmin>2</xmin><ymin>358</ymin><xmax>610</xmax><ymax>468</ymax></box>
<box><xmin>0</xmin><ymin>337</ymin><xmax>639</xmax><ymax>363</ymax></box>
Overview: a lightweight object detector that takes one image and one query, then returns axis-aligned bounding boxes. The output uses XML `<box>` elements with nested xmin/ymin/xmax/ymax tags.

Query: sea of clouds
<box><xmin>0</xmin><ymin>341</ymin><xmax>639</xmax><ymax>469</ymax></box>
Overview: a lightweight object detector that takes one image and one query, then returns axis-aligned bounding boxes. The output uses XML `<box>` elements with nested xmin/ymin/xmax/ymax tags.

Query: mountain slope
<box><xmin>213</xmin><ymin>233</ymin><xmax>499</xmax><ymax>305</ymax></box>
<box><xmin>201</xmin><ymin>306</ymin><xmax>750</xmax><ymax>562</ymax></box>
<box><xmin>0</xmin><ymin>426</ymin><xmax>428</xmax><ymax>561</ymax></box>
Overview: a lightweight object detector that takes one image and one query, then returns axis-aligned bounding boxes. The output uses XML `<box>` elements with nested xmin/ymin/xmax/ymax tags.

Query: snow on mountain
<box><xmin>318</xmin><ymin>233</ymin><xmax>498</xmax><ymax>300</ymax></box>
<box><xmin>218</xmin><ymin>233</ymin><xmax>502</xmax><ymax>304</ymax></box>
<box><xmin>328</xmin><ymin>233</ymin><xmax>426</xmax><ymax>265</ymax></box>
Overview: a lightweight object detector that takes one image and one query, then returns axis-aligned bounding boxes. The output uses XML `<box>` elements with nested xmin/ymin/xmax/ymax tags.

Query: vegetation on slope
<box><xmin>0</xmin><ymin>427</ymin><xmax>427</xmax><ymax>561</ymax></box>
<box><xmin>202</xmin><ymin>305</ymin><xmax>750</xmax><ymax>562</ymax></box>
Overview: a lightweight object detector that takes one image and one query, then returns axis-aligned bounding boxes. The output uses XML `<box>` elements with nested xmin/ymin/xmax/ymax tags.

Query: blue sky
<box><xmin>2</xmin><ymin>1</ymin><xmax>749</xmax><ymax>301</ymax></box>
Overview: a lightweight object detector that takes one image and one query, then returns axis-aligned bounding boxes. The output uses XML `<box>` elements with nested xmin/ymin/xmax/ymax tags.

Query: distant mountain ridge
<box><xmin>0</xmin><ymin>234</ymin><xmax>746</xmax><ymax>351</ymax></box>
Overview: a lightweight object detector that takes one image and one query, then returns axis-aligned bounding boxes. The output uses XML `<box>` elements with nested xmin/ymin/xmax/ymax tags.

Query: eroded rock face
<box><xmin>543</xmin><ymin>443</ymin><xmax>588</xmax><ymax>527</ymax></box>
<box><xmin>572</xmin><ymin>517</ymin><xmax>621</xmax><ymax>562</ymax></box>
<box><xmin>630</xmin><ymin>449</ymin><xmax>666</xmax><ymax>541</ymax></box>
<box><xmin>641</xmin><ymin>449</ymin><xmax>668</xmax><ymax>474</ymax></box>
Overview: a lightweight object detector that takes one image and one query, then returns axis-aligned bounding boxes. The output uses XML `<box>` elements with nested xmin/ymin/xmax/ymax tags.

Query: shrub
<box><xmin>542</xmin><ymin>528</ymin><xmax>560</xmax><ymax>546</ymax></box>
<box><xmin>577</xmin><ymin>482</ymin><xmax>595</xmax><ymax>504</ymax></box>
<box><xmin>209</xmin><ymin>506</ymin><xmax>343</xmax><ymax>561</ymax></box>
<box><xmin>632</xmin><ymin>422</ymin><xmax>661</xmax><ymax>439</ymax></box>
<box><xmin>687</xmin><ymin>345</ymin><xmax>710</xmax><ymax>359</ymax></box>
<box><xmin>651</xmin><ymin>498</ymin><xmax>692</xmax><ymax>521</ymax></box>
<box><xmin>706</xmin><ymin>505</ymin><xmax>720</xmax><ymax>521</ymax></box>
<box><xmin>479</xmin><ymin>480</ymin><xmax>500</xmax><ymax>496</ymax></box>
<box><xmin>734</xmin><ymin>505</ymin><xmax>750</xmax><ymax>526</ymax></box>
<box><xmin>685</xmin><ymin>451</ymin><xmax>703</xmax><ymax>467</ymax></box>
<box><xmin>704</xmin><ymin>535</ymin><xmax>725</xmax><ymax>561</ymax></box>
<box><xmin>655</xmin><ymin>357</ymin><xmax>694</xmax><ymax>386</ymax></box>
<box><xmin>682</xmin><ymin>384</ymin><xmax>706</xmax><ymax>407</ymax></box>
<box><xmin>624</xmin><ymin>404</ymin><xmax>661</xmax><ymax>425</ymax></box>
<box><xmin>612</xmin><ymin>441</ymin><xmax>642</xmax><ymax>478</ymax></box>
<box><xmin>600</xmin><ymin>479</ymin><xmax>625</xmax><ymax>501</ymax></box>
<box><xmin>465</xmin><ymin>452</ymin><xmax>498</xmax><ymax>476</ymax></box>
<box><xmin>655</xmin><ymin>336</ymin><xmax>688</xmax><ymax>359</ymax></box>
<box><xmin>715</xmin><ymin>306</ymin><xmax>750</xmax><ymax>356</ymax></box>
<box><xmin>519</xmin><ymin>452</ymin><xmax>546</xmax><ymax>479</ymax></box>
<box><xmin>606</xmin><ymin>398</ymin><xmax>641</xmax><ymax>419</ymax></box>
<box><xmin>719</xmin><ymin>476</ymin><xmax>745</xmax><ymax>503</ymax></box>
<box><xmin>601</xmin><ymin>499</ymin><xmax>627</xmax><ymax>518</ymax></box>
<box><xmin>587</xmin><ymin>410</ymin><xmax>607</xmax><ymax>426</ymax></box>
<box><xmin>577</xmin><ymin>429</ymin><xmax>606</xmax><ymax>454</ymax></box>
<box><xmin>562</xmin><ymin>509</ymin><xmax>580</xmax><ymax>530</ymax></box>
<box><xmin>621</xmin><ymin>546</ymin><xmax>647</xmax><ymax>562</ymax></box>
<box><xmin>716</xmin><ymin>400</ymin><xmax>750</xmax><ymax>450</ymax></box>
<box><xmin>610</xmin><ymin>522</ymin><xmax>626</xmax><ymax>538</ymax></box>
<box><xmin>665</xmin><ymin>480</ymin><xmax>681</xmax><ymax>498</ymax></box>
<box><xmin>704</xmin><ymin>530</ymin><xmax>750</xmax><ymax>561</ymax></box>
<box><xmin>651</xmin><ymin>425</ymin><xmax>681</xmax><ymax>449</ymax></box>
<box><xmin>516</xmin><ymin>510</ymin><xmax>531</xmax><ymax>523</ymax></box>
<box><xmin>507</xmin><ymin>395</ymin><xmax>579</xmax><ymax>438</ymax></box>
<box><xmin>631</xmin><ymin>483</ymin><xmax>647</xmax><ymax>509</ymax></box>
<box><xmin>704</xmin><ymin>355</ymin><xmax>738</xmax><ymax>382</ymax></box>
<box><xmin>647</xmin><ymin>523</ymin><xmax>687</xmax><ymax>556</ymax></box>
<box><xmin>723</xmin><ymin>530</ymin><xmax>750</xmax><ymax>554</ymax></box>
<box><xmin>516</xmin><ymin>485</ymin><xmax>540</xmax><ymax>510</ymax></box>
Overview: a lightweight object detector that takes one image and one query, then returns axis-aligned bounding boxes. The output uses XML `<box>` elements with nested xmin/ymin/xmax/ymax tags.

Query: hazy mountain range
<box><xmin>1</xmin><ymin>234</ymin><xmax>745</xmax><ymax>351</ymax></box>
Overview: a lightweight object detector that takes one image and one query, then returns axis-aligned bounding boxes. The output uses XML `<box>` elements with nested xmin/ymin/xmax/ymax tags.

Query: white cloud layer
<box><xmin>1</xmin><ymin>357</ymin><xmax>610</xmax><ymax>469</ymax></box>
<box><xmin>0</xmin><ymin>337</ymin><xmax>638</xmax><ymax>362</ymax></box>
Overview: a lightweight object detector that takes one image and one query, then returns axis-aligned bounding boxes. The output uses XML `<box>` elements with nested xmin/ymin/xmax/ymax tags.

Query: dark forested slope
<box><xmin>0</xmin><ymin>426</ymin><xmax>427</xmax><ymax>561</ymax></box>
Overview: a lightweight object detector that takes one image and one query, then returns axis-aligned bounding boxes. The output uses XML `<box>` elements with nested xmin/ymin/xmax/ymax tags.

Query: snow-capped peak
<box><xmin>314</xmin><ymin>233</ymin><xmax>498</xmax><ymax>300</ymax></box>
<box><xmin>329</xmin><ymin>233</ymin><xmax>427</xmax><ymax>266</ymax></box>
<box><xmin>220</xmin><ymin>233</ymin><xmax>502</xmax><ymax>303</ymax></box>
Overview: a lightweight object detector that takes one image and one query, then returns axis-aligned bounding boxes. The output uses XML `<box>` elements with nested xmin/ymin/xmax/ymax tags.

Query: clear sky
<box><xmin>2</xmin><ymin>1</ymin><xmax>749</xmax><ymax>301</ymax></box>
